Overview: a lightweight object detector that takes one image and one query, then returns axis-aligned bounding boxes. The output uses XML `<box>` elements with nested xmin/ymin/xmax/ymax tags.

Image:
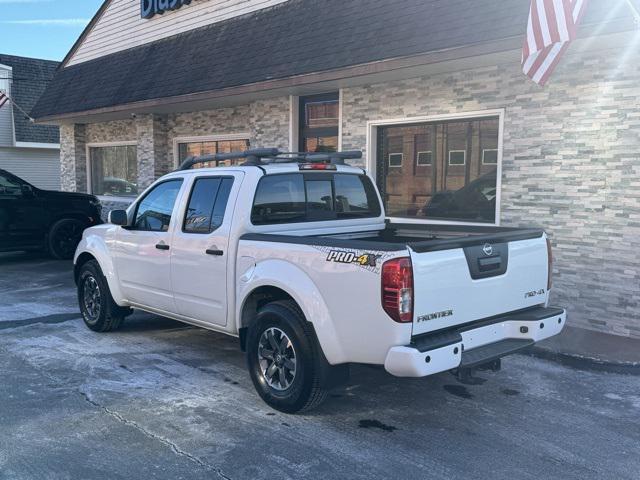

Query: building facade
<box><xmin>0</xmin><ymin>55</ymin><xmax>60</xmax><ymax>190</ymax></box>
<box><xmin>33</xmin><ymin>0</ymin><xmax>640</xmax><ymax>338</ymax></box>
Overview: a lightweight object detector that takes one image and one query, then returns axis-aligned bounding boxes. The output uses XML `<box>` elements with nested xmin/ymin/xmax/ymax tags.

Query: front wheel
<box><xmin>247</xmin><ymin>300</ymin><xmax>328</xmax><ymax>413</ymax></box>
<box><xmin>77</xmin><ymin>259</ymin><xmax>127</xmax><ymax>332</ymax></box>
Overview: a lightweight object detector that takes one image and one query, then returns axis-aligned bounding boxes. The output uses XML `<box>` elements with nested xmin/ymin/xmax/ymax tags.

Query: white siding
<box><xmin>0</xmin><ymin>65</ymin><xmax>14</xmax><ymax>147</ymax></box>
<box><xmin>0</xmin><ymin>147</ymin><xmax>61</xmax><ymax>191</ymax></box>
<box><xmin>66</xmin><ymin>0</ymin><xmax>289</xmax><ymax>66</ymax></box>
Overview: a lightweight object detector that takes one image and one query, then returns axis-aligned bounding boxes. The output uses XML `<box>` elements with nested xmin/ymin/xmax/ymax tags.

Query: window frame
<box><xmin>388</xmin><ymin>153</ymin><xmax>403</xmax><ymax>168</ymax></box>
<box><xmin>298</xmin><ymin>92</ymin><xmax>340</xmax><ymax>152</ymax></box>
<box><xmin>416</xmin><ymin>151</ymin><xmax>433</xmax><ymax>167</ymax></box>
<box><xmin>86</xmin><ymin>141</ymin><xmax>138</xmax><ymax>198</ymax></box>
<box><xmin>181</xmin><ymin>175</ymin><xmax>235</xmax><ymax>235</ymax></box>
<box><xmin>448</xmin><ymin>150</ymin><xmax>467</xmax><ymax>166</ymax></box>
<box><xmin>129</xmin><ymin>178</ymin><xmax>184</xmax><ymax>232</ymax></box>
<box><xmin>366</xmin><ymin>109</ymin><xmax>504</xmax><ymax>227</ymax></box>
<box><xmin>482</xmin><ymin>148</ymin><xmax>499</xmax><ymax>165</ymax></box>
<box><xmin>172</xmin><ymin>134</ymin><xmax>251</xmax><ymax>168</ymax></box>
<box><xmin>250</xmin><ymin>172</ymin><xmax>382</xmax><ymax>226</ymax></box>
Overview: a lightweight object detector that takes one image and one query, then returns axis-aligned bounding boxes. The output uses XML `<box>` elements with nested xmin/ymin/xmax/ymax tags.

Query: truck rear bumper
<box><xmin>384</xmin><ymin>306</ymin><xmax>566</xmax><ymax>377</ymax></box>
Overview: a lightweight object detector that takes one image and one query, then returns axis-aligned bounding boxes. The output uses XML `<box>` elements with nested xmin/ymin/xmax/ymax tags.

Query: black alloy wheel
<box><xmin>246</xmin><ymin>300</ymin><xmax>328</xmax><ymax>413</ymax></box>
<box><xmin>49</xmin><ymin>218</ymin><xmax>84</xmax><ymax>259</ymax></box>
<box><xmin>77</xmin><ymin>259</ymin><xmax>127</xmax><ymax>332</ymax></box>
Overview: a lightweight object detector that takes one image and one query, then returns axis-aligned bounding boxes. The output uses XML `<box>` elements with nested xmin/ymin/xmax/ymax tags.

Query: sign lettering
<box><xmin>141</xmin><ymin>0</ymin><xmax>192</xmax><ymax>19</ymax></box>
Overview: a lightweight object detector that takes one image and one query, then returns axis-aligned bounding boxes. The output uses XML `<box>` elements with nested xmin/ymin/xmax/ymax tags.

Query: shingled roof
<box><xmin>0</xmin><ymin>54</ymin><xmax>59</xmax><ymax>143</ymax></box>
<box><xmin>31</xmin><ymin>0</ymin><xmax>636</xmax><ymax>121</ymax></box>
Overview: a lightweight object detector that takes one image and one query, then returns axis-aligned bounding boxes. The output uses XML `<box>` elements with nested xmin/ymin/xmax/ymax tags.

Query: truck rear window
<box><xmin>251</xmin><ymin>173</ymin><xmax>381</xmax><ymax>225</ymax></box>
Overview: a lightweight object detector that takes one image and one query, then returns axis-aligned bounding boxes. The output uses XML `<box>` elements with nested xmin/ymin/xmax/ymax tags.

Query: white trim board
<box><xmin>338</xmin><ymin>89</ymin><xmax>344</xmax><ymax>152</ymax></box>
<box><xmin>288</xmin><ymin>95</ymin><xmax>299</xmax><ymax>152</ymax></box>
<box><xmin>365</xmin><ymin>108</ymin><xmax>505</xmax><ymax>226</ymax></box>
<box><xmin>15</xmin><ymin>142</ymin><xmax>60</xmax><ymax>150</ymax></box>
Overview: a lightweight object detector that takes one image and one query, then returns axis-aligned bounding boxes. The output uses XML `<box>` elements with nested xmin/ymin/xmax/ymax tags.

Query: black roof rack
<box><xmin>177</xmin><ymin>148</ymin><xmax>362</xmax><ymax>171</ymax></box>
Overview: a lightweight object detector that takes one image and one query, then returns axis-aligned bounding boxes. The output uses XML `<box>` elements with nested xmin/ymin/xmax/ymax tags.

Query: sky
<box><xmin>0</xmin><ymin>0</ymin><xmax>103</xmax><ymax>61</ymax></box>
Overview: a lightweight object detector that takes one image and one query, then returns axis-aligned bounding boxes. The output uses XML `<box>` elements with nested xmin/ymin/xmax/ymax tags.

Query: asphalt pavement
<box><xmin>1</xmin><ymin>252</ymin><xmax>639</xmax><ymax>480</ymax></box>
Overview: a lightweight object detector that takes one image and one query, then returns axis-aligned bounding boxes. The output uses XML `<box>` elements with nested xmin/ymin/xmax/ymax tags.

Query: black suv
<box><xmin>0</xmin><ymin>169</ymin><xmax>102</xmax><ymax>259</ymax></box>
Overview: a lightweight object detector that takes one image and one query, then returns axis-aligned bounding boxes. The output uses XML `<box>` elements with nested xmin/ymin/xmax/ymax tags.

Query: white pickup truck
<box><xmin>74</xmin><ymin>148</ymin><xmax>566</xmax><ymax>413</ymax></box>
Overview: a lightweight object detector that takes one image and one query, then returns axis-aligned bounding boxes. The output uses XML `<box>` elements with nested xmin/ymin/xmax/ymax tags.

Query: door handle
<box><xmin>155</xmin><ymin>243</ymin><xmax>170</xmax><ymax>251</ymax></box>
<box><xmin>206</xmin><ymin>249</ymin><xmax>224</xmax><ymax>256</ymax></box>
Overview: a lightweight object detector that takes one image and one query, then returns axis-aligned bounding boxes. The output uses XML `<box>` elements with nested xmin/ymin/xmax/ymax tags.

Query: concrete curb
<box><xmin>524</xmin><ymin>346</ymin><xmax>640</xmax><ymax>375</ymax></box>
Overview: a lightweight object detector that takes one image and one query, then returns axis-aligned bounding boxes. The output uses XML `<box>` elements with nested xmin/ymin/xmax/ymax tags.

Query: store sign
<box><xmin>141</xmin><ymin>0</ymin><xmax>192</xmax><ymax>19</ymax></box>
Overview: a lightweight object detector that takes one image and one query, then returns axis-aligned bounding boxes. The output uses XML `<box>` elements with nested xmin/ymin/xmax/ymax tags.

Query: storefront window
<box><xmin>299</xmin><ymin>93</ymin><xmax>339</xmax><ymax>153</ymax></box>
<box><xmin>377</xmin><ymin>117</ymin><xmax>499</xmax><ymax>223</ymax></box>
<box><xmin>177</xmin><ymin>138</ymin><xmax>250</xmax><ymax>167</ymax></box>
<box><xmin>89</xmin><ymin>144</ymin><xmax>138</xmax><ymax>197</ymax></box>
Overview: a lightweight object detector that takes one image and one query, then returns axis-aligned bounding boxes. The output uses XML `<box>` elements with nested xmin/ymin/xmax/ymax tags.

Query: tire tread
<box><xmin>78</xmin><ymin>259</ymin><xmax>126</xmax><ymax>332</ymax></box>
<box><xmin>269</xmin><ymin>300</ymin><xmax>328</xmax><ymax>412</ymax></box>
<box><xmin>248</xmin><ymin>299</ymin><xmax>329</xmax><ymax>413</ymax></box>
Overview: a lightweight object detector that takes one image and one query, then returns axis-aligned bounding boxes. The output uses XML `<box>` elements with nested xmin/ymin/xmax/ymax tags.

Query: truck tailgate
<box><xmin>410</xmin><ymin>235</ymin><xmax>549</xmax><ymax>336</ymax></box>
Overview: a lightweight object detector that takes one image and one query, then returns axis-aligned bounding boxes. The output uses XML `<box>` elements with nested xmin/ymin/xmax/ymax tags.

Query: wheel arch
<box><xmin>237</xmin><ymin>259</ymin><xmax>346</xmax><ymax>365</ymax></box>
<box><xmin>74</xmin><ymin>236</ymin><xmax>126</xmax><ymax>305</ymax></box>
<box><xmin>50</xmin><ymin>211</ymin><xmax>92</xmax><ymax>226</ymax></box>
<box><xmin>238</xmin><ymin>285</ymin><xmax>295</xmax><ymax>351</ymax></box>
<box><xmin>74</xmin><ymin>251</ymin><xmax>97</xmax><ymax>284</ymax></box>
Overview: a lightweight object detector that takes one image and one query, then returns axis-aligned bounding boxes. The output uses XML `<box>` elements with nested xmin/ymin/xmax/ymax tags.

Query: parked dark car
<box><xmin>421</xmin><ymin>171</ymin><xmax>497</xmax><ymax>223</ymax></box>
<box><xmin>0</xmin><ymin>169</ymin><xmax>102</xmax><ymax>259</ymax></box>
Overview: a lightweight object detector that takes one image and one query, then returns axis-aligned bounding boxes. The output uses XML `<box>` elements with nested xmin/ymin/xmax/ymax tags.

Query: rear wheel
<box><xmin>247</xmin><ymin>300</ymin><xmax>328</xmax><ymax>413</ymax></box>
<box><xmin>77</xmin><ymin>259</ymin><xmax>127</xmax><ymax>332</ymax></box>
<box><xmin>48</xmin><ymin>218</ymin><xmax>84</xmax><ymax>259</ymax></box>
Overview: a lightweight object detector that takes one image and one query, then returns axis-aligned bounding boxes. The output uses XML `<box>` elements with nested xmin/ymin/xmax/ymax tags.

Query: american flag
<box><xmin>0</xmin><ymin>91</ymin><xmax>9</xmax><ymax>109</ymax></box>
<box><xmin>522</xmin><ymin>0</ymin><xmax>589</xmax><ymax>85</ymax></box>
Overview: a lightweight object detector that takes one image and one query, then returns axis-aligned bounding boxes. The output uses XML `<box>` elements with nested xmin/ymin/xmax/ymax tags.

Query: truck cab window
<box><xmin>334</xmin><ymin>174</ymin><xmax>380</xmax><ymax>218</ymax></box>
<box><xmin>251</xmin><ymin>173</ymin><xmax>381</xmax><ymax>225</ymax></box>
<box><xmin>133</xmin><ymin>179</ymin><xmax>183</xmax><ymax>231</ymax></box>
<box><xmin>251</xmin><ymin>174</ymin><xmax>306</xmax><ymax>225</ymax></box>
<box><xmin>184</xmin><ymin>177</ymin><xmax>234</xmax><ymax>233</ymax></box>
<box><xmin>306</xmin><ymin>180</ymin><xmax>334</xmax><ymax>214</ymax></box>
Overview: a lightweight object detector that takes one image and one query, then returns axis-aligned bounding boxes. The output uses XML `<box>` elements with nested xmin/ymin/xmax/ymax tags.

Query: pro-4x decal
<box><xmin>326</xmin><ymin>250</ymin><xmax>380</xmax><ymax>267</ymax></box>
<box><xmin>311</xmin><ymin>245</ymin><xmax>394</xmax><ymax>274</ymax></box>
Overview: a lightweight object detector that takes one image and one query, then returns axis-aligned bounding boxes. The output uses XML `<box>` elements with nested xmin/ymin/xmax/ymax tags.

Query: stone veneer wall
<box><xmin>61</xmin><ymin>97</ymin><xmax>291</xmax><ymax>218</ymax></box>
<box><xmin>341</xmin><ymin>46</ymin><xmax>640</xmax><ymax>338</ymax></box>
<box><xmin>166</xmin><ymin>105</ymin><xmax>251</xmax><ymax>168</ymax></box>
<box><xmin>86</xmin><ymin>119</ymin><xmax>137</xmax><ymax>144</ymax></box>
<box><xmin>59</xmin><ymin>124</ymin><xmax>86</xmax><ymax>192</ymax></box>
<box><xmin>165</xmin><ymin>96</ymin><xmax>290</xmax><ymax>168</ymax></box>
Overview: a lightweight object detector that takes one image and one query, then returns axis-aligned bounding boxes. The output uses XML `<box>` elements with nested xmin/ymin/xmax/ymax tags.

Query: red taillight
<box><xmin>299</xmin><ymin>163</ymin><xmax>337</xmax><ymax>171</ymax></box>
<box><xmin>381</xmin><ymin>257</ymin><xmax>413</xmax><ymax>323</ymax></box>
<box><xmin>546</xmin><ymin>236</ymin><xmax>553</xmax><ymax>291</ymax></box>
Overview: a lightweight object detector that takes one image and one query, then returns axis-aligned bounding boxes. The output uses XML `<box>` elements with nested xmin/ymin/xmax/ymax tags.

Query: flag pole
<box><xmin>1</xmin><ymin>92</ymin><xmax>35</xmax><ymax>123</ymax></box>
<box><xmin>625</xmin><ymin>0</ymin><xmax>640</xmax><ymax>25</ymax></box>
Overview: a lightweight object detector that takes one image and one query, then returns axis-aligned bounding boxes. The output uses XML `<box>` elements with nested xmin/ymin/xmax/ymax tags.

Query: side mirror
<box><xmin>21</xmin><ymin>184</ymin><xmax>35</xmax><ymax>197</ymax></box>
<box><xmin>108</xmin><ymin>209</ymin><xmax>129</xmax><ymax>226</ymax></box>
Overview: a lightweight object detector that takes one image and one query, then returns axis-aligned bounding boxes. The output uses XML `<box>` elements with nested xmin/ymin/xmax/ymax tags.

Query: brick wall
<box><xmin>341</xmin><ymin>46</ymin><xmax>640</xmax><ymax>338</ymax></box>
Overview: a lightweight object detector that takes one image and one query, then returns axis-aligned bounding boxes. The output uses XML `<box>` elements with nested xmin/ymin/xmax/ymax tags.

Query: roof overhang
<box><xmin>33</xmin><ymin>37</ymin><xmax>525</xmax><ymax>125</ymax></box>
<box><xmin>36</xmin><ymin>21</ymin><xmax>638</xmax><ymax>126</ymax></box>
